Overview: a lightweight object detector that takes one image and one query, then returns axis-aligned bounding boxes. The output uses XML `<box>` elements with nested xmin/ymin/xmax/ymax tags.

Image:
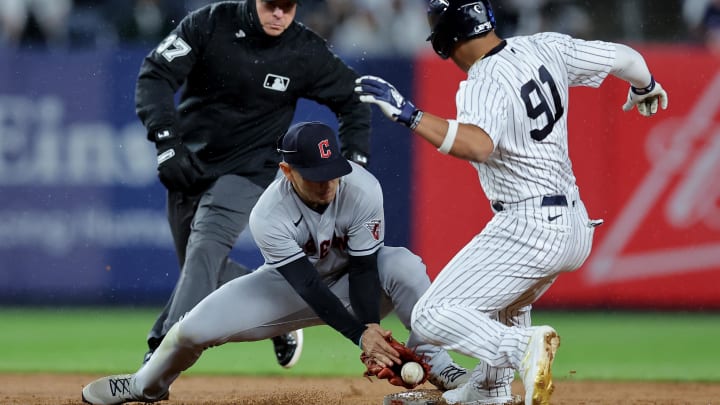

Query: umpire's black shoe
<box><xmin>142</xmin><ymin>335</ymin><xmax>163</xmax><ymax>365</ymax></box>
<box><xmin>272</xmin><ymin>329</ymin><xmax>304</xmax><ymax>369</ymax></box>
<box><xmin>142</xmin><ymin>349</ymin><xmax>154</xmax><ymax>365</ymax></box>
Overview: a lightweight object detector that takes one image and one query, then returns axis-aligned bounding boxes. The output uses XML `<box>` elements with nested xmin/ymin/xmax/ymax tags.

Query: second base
<box><xmin>383</xmin><ymin>389</ymin><xmax>444</xmax><ymax>405</ymax></box>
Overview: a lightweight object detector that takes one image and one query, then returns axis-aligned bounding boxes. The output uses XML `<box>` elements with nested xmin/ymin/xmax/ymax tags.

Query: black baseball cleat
<box><xmin>272</xmin><ymin>329</ymin><xmax>304</xmax><ymax>368</ymax></box>
<box><xmin>142</xmin><ymin>349</ymin><xmax>154</xmax><ymax>364</ymax></box>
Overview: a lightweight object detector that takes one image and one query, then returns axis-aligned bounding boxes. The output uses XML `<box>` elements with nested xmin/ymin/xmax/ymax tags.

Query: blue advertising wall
<box><xmin>0</xmin><ymin>48</ymin><xmax>414</xmax><ymax>305</ymax></box>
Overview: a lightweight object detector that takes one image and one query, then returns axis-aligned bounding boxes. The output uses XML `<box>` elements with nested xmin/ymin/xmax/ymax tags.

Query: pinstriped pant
<box><xmin>411</xmin><ymin>189</ymin><xmax>596</xmax><ymax>396</ymax></box>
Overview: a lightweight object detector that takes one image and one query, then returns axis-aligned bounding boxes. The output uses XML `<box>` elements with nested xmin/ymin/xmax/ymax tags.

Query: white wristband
<box><xmin>437</xmin><ymin>119</ymin><xmax>458</xmax><ymax>154</ymax></box>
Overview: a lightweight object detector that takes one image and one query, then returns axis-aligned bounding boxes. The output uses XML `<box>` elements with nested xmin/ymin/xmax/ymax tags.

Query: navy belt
<box><xmin>492</xmin><ymin>195</ymin><xmax>568</xmax><ymax>212</ymax></box>
<box><xmin>540</xmin><ymin>195</ymin><xmax>568</xmax><ymax>207</ymax></box>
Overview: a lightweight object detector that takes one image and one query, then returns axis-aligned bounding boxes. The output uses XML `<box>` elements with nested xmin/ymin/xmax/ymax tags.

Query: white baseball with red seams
<box><xmin>401</xmin><ymin>362</ymin><xmax>425</xmax><ymax>385</ymax></box>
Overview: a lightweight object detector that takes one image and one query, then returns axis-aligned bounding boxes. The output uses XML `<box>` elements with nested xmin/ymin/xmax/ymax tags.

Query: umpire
<box><xmin>134</xmin><ymin>0</ymin><xmax>371</xmax><ymax>366</ymax></box>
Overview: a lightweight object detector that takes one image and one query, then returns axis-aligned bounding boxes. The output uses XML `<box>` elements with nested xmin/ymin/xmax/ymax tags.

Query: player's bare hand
<box><xmin>360</xmin><ymin>324</ymin><xmax>400</xmax><ymax>366</ymax></box>
<box><xmin>622</xmin><ymin>77</ymin><xmax>668</xmax><ymax>117</ymax></box>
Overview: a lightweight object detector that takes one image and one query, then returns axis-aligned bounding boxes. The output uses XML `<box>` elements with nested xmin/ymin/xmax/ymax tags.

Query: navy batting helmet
<box><xmin>426</xmin><ymin>0</ymin><xmax>496</xmax><ymax>59</ymax></box>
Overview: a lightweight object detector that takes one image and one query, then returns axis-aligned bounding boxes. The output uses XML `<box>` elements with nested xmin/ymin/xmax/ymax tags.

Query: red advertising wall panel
<box><xmin>412</xmin><ymin>45</ymin><xmax>720</xmax><ymax>310</ymax></box>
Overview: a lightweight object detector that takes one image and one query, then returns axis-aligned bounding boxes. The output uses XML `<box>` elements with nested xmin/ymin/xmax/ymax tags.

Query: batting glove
<box><xmin>622</xmin><ymin>76</ymin><xmax>668</xmax><ymax>117</ymax></box>
<box><xmin>354</xmin><ymin>75</ymin><xmax>420</xmax><ymax>128</ymax></box>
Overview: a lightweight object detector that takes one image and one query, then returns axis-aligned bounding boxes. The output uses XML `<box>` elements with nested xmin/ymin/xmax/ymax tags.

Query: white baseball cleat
<box><xmin>519</xmin><ymin>326</ymin><xmax>560</xmax><ymax>405</ymax></box>
<box><xmin>428</xmin><ymin>361</ymin><xmax>469</xmax><ymax>391</ymax></box>
<box><xmin>442</xmin><ymin>381</ymin><xmax>519</xmax><ymax>404</ymax></box>
<box><xmin>82</xmin><ymin>374</ymin><xmax>168</xmax><ymax>405</ymax></box>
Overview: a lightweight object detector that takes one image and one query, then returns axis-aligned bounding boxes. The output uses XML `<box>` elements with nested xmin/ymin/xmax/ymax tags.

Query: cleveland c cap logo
<box><xmin>279</xmin><ymin>121</ymin><xmax>352</xmax><ymax>182</ymax></box>
<box><xmin>318</xmin><ymin>139</ymin><xmax>331</xmax><ymax>158</ymax></box>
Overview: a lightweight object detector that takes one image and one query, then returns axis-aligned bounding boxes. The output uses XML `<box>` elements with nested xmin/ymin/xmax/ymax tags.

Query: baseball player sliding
<box><xmin>354</xmin><ymin>1</ymin><xmax>668</xmax><ymax>404</ymax></box>
<box><xmin>81</xmin><ymin>122</ymin><xmax>468</xmax><ymax>405</ymax></box>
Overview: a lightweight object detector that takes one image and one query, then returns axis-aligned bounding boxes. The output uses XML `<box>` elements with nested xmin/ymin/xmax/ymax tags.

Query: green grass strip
<box><xmin>0</xmin><ymin>308</ymin><xmax>717</xmax><ymax>381</ymax></box>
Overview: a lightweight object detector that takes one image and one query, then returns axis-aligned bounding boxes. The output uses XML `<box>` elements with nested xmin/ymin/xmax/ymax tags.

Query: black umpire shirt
<box><xmin>135</xmin><ymin>0</ymin><xmax>371</xmax><ymax>188</ymax></box>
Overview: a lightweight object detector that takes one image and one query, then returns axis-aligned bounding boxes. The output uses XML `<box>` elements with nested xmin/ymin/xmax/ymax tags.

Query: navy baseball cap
<box><xmin>278</xmin><ymin>122</ymin><xmax>352</xmax><ymax>182</ymax></box>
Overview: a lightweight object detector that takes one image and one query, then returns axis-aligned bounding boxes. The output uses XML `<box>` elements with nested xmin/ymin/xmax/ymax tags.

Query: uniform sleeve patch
<box><xmin>364</xmin><ymin>219</ymin><xmax>381</xmax><ymax>240</ymax></box>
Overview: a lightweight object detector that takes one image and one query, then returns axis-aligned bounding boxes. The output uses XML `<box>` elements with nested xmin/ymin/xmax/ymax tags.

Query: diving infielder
<box><xmin>134</xmin><ymin>0</ymin><xmax>373</xmax><ymax>368</ymax></box>
<box><xmin>354</xmin><ymin>1</ymin><xmax>669</xmax><ymax>404</ymax></box>
<box><xmin>81</xmin><ymin>122</ymin><xmax>468</xmax><ymax>405</ymax></box>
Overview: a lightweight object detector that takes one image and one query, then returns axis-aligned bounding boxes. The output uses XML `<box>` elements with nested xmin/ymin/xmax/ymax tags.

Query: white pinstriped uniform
<box><xmin>412</xmin><ymin>32</ymin><xmax>615</xmax><ymax>397</ymax></box>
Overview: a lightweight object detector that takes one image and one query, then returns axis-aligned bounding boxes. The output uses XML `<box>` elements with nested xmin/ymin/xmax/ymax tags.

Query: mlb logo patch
<box><xmin>264</xmin><ymin>74</ymin><xmax>290</xmax><ymax>92</ymax></box>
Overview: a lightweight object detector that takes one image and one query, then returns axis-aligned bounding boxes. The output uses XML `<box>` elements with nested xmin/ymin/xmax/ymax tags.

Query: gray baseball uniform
<box><xmin>411</xmin><ymin>32</ymin><xmax>612</xmax><ymax>397</ymax></box>
<box><xmin>127</xmin><ymin>162</ymin><xmax>458</xmax><ymax>398</ymax></box>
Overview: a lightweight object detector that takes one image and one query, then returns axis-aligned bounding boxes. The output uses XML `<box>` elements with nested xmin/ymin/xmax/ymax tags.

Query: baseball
<box><xmin>400</xmin><ymin>361</ymin><xmax>424</xmax><ymax>385</ymax></box>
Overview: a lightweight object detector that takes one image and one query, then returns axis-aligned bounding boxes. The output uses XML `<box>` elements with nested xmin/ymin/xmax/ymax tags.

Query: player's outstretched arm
<box><xmin>612</xmin><ymin>44</ymin><xmax>668</xmax><ymax>117</ymax></box>
<box><xmin>359</xmin><ymin>324</ymin><xmax>401</xmax><ymax>366</ymax></box>
<box><xmin>354</xmin><ymin>75</ymin><xmax>494</xmax><ymax>162</ymax></box>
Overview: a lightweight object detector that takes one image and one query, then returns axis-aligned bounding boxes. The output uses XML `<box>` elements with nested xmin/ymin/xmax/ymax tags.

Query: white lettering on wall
<box><xmin>0</xmin><ymin>209</ymin><xmax>257</xmax><ymax>255</ymax></box>
<box><xmin>0</xmin><ymin>95</ymin><xmax>155</xmax><ymax>185</ymax></box>
<box><xmin>0</xmin><ymin>94</ymin><xmax>260</xmax><ymax>254</ymax></box>
<box><xmin>0</xmin><ymin>209</ymin><xmax>171</xmax><ymax>255</ymax></box>
<box><xmin>587</xmin><ymin>72</ymin><xmax>720</xmax><ymax>283</ymax></box>
<box><xmin>666</xmin><ymin>131</ymin><xmax>720</xmax><ymax>230</ymax></box>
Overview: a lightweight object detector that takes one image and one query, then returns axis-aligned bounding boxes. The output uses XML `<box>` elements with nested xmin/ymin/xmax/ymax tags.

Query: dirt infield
<box><xmin>2</xmin><ymin>374</ymin><xmax>720</xmax><ymax>404</ymax></box>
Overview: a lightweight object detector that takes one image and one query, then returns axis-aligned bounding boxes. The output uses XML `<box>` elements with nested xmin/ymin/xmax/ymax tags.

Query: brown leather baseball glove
<box><xmin>360</xmin><ymin>336</ymin><xmax>431</xmax><ymax>389</ymax></box>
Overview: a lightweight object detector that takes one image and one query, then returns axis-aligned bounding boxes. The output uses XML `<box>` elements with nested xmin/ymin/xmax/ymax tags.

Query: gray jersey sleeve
<box><xmin>342</xmin><ymin>168</ymin><xmax>385</xmax><ymax>256</ymax></box>
<box><xmin>249</xmin><ymin>180</ymin><xmax>305</xmax><ymax>268</ymax></box>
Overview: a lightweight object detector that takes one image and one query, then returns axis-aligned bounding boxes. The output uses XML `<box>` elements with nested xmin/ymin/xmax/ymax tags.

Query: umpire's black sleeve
<box><xmin>134</xmin><ymin>9</ymin><xmax>207</xmax><ymax>140</ymax></box>
<box><xmin>278</xmin><ymin>257</ymin><xmax>367</xmax><ymax>345</ymax></box>
<box><xmin>347</xmin><ymin>252</ymin><xmax>380</xmax><ymax>325</ymax></box>
<box><xmin>303</xmin><ymin>46</ymin><xmax>372</xmax><ymax>158</ymax></box>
